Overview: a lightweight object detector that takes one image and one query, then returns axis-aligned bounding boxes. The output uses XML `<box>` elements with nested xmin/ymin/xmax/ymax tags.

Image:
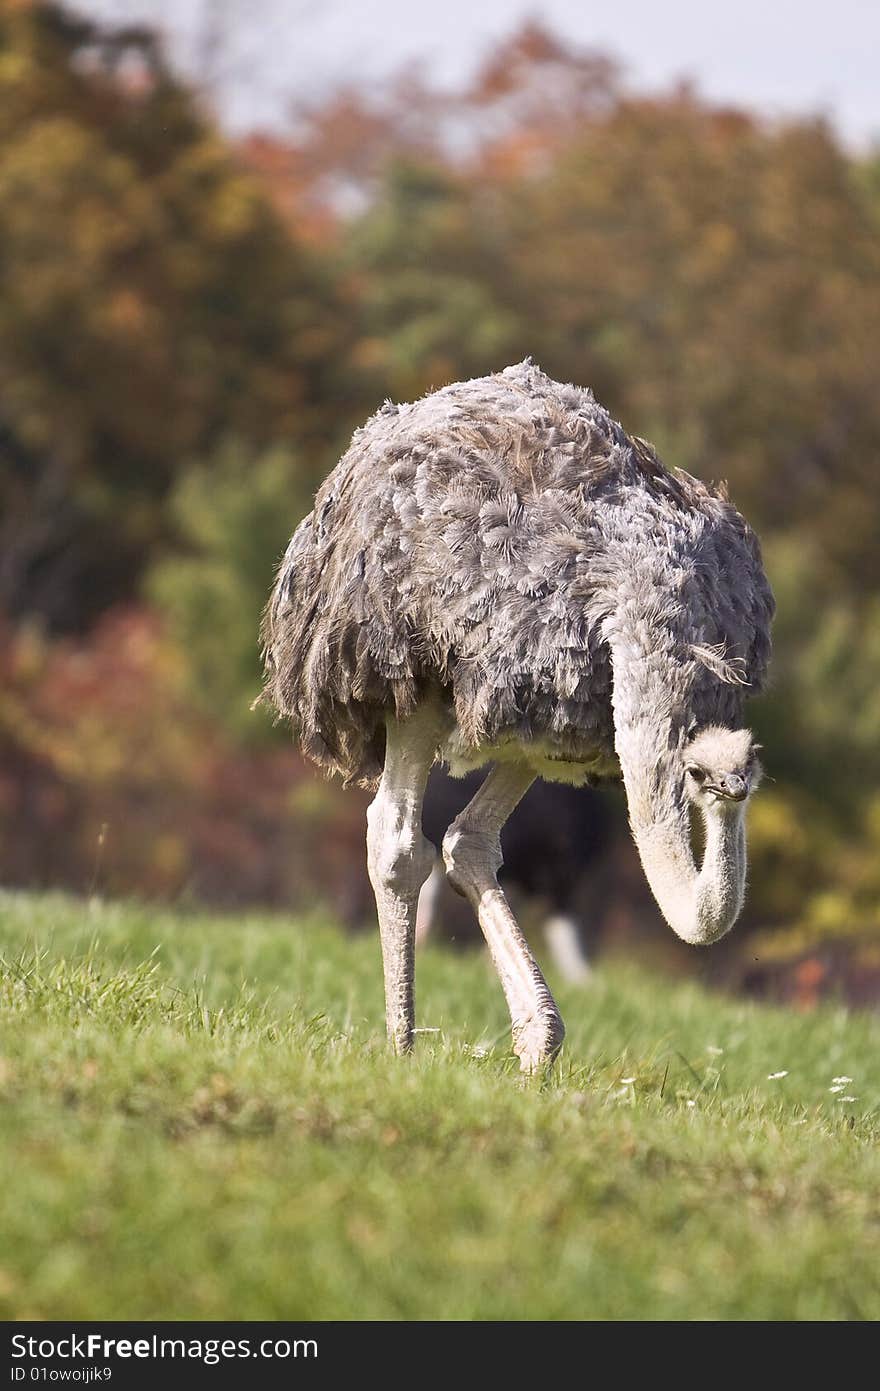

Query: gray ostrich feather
<box><xmin>260</xmin><ymin>360</ymin><xmax>773</xmax><ymax>788</ymax></box>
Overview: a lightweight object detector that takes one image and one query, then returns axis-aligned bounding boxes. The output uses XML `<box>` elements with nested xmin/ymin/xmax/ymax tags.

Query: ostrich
<box><xmin>261</xmin><ymin>361</ymin><xmax>773</xmax><ymax>1072</ymax></box>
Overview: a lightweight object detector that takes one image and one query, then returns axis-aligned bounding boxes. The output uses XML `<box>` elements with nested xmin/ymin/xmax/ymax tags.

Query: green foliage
<box><xmin>348</xmin><ymin>163</ymin><xmax>526</xmax><ymax>393</ymax></box>
<box><xmin>149</xmin><ymin>441</ymin><xmax>313</xmax><ymax>736</ymax></box>
<box><xmin>1</xmin><ymin>892</ymin><xmax>879</xmax><ymax>1319</ymax></box>
<box><xmin>761</xmin><ymin>539</ymin><xmax>880</xmax><ymax>799</ymax></box>
<box><xmin>741</xmin><ymin>537</ymin><xmax>880</xmax><ymax>930</ymax></box>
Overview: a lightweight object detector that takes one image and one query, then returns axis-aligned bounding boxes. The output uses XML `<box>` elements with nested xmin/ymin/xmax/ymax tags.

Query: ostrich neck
<box><xmin>632</xmin><ymin>797</ymin><xmax>747</xmax><ymax>946</ymax></box>
<box><xmin>610</xmin><ymin>642</ymin><xmax>748</xmax><ymax>946</ymax></box>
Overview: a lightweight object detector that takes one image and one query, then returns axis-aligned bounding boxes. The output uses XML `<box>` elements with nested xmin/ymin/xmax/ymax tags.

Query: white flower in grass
<box><xmin>841</xmin><ymin>1096</ymin><xmax>858</xmax><ymax>1103</ymax></box>
<box><xmin>829</xmin><ymin>1084</ymin><xmax>846</xmax><ymax>1093</ymax></box>
<box><xmin>620</xmin><ymin>1076</ymin><xmax>636</xmax><ymax>1086</ymax></box>
<box><xmin>706</xmin><ymin>1045</ymin><xmax>724</xmax><ymax>1056</ymax></box>
<box><xmin>685</xmin><ymin>1099</ymin><xmax>696</xmax><ymax>1108</ymax></box>
<box><xmin>767</xmin><ymin>1070</ymin><xmax>789</xmax><ymax>1080</ymax></box>
<box><xmin>832</xmin><ymin>1075</ymin><xmax>853</xmax><ymax>1085</ymax></box>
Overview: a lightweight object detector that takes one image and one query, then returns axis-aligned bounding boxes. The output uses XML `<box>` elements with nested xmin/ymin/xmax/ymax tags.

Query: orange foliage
<box><xmin>0</xmin><ymin>609</ymin><xmax>369</xmax><ymax>911</ymax></box>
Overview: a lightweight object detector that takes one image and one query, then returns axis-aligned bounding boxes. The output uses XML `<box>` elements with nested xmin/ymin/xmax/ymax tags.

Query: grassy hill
<box><xmin>1</xmin><ymin>891</ymin><xmax>878</xmax><ymax>1320</ymax></box>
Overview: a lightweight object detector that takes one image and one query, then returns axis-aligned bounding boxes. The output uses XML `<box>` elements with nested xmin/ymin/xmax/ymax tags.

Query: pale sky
<box><xmin>79</xmin><ymin>0</ymin><xmax>880</xmax><ymax>147</ymax></box>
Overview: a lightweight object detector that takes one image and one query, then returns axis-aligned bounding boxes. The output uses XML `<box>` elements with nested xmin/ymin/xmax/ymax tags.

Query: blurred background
<box><xmin>2</xmin><ymin>0</ymin><xmax>880</xmax><ymax>1004</ymax></box>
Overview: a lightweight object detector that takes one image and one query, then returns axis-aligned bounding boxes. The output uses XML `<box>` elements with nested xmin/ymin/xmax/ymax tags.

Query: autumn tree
<box><xmin>0</xmin><ymin>1</ymin><xmax>362</xmax><ymax>630</ymax></box>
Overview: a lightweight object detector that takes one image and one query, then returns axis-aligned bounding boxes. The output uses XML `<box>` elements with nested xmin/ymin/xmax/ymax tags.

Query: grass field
<box><xmin>1</xmin><ymin>890</ymin><xmax>878</xmax><ymax>1321</ymax></box>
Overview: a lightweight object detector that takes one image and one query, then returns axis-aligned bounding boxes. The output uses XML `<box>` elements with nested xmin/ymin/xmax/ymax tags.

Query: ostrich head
<box><xmin>683</xmin><ymin>726</ymin><xmax>763</xmax><ymax>811</ymax></box>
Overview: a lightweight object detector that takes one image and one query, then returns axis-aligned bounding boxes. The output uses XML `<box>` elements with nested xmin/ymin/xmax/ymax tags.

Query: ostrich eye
<box><xmin>686</xmin><ymin>765</ymin><xmax>706</xmax><ymax>783</ymax></box>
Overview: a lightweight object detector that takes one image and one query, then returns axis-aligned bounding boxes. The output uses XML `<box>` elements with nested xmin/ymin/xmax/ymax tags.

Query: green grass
<box><xmin>1</xmin><ymin>891</ymin><xmax>879</xmax><ymax>1321</ymax></box>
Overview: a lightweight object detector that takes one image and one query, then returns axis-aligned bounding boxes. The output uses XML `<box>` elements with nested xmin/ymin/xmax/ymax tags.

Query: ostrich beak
<box><xmin>707</xmin><ymin>773</ymin><xmax>748</xmax><ymax>802</ymax></box>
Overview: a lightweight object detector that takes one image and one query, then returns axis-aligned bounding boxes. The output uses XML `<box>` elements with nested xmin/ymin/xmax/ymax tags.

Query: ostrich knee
<box><xmin>367</xmin><ymin>801</ymin><xmax>435</xmax><ymax>901</ymax></box>
<box><xmin>441</xmin><ymin>821</ymin><xmax>502</xmax><ymax>900</ymax></box>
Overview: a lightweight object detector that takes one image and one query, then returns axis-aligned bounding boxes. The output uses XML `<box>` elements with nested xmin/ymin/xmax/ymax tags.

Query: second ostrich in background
<box><xmin>261</xmin><ymin>361</ymin><xmax>774</xmax><ymax>1071</ymax></box>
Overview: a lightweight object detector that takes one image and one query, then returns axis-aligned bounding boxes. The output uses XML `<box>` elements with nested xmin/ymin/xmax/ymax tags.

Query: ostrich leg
<box><xmin>544</xmin><ymin>913</ymin><xmax>593</xmax><ymax>985</ymax></box>
<box><xmin>415</xmin><ymin>860</ymin><xmax>445</xmax><ymax>946</ymax></box>
<box><xmin>366</xmin><ymin>705</ymin><xmax>445</xmax><ymax>1053</ymax></box>
<box><xmin>442</xmin><ymin>764</ymin><xmax>565</xmax><ymax>1073</ymax></box>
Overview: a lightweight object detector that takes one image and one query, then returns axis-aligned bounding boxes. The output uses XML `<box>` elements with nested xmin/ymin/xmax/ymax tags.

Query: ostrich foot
<box><xmin>513</xmin><ymin>1009</ymin><xmax>565</xmax><ymax>1074</ymax></box>
<box><xmin>544</xmin><ymin>913</ymin><xmax>593</xmax><ymax>985</ymax></box>
<box><xmin>388</xmin><ymin>1019</ymin><xmax>414</xmax><ymax>1056</ymax></box>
